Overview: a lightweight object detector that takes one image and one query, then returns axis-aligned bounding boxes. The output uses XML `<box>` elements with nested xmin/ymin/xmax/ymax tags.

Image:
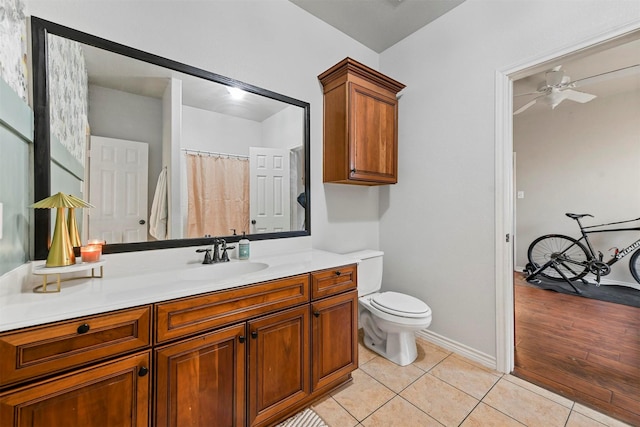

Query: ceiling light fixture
<box><xmin>227</xmin><ymin>86</ymin><xmax>245</xmax><ymax>100</ymax></box>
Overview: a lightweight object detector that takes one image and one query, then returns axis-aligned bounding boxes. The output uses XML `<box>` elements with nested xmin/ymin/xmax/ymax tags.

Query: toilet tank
<box><xmin>343</xmin><ymin>250</ymin><xmax>384</xmax><ymax>296</ymax></box>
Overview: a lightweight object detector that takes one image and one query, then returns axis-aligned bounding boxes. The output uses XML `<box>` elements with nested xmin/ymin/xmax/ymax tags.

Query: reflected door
<box><xmin>249</xmin><ymin>147</ymin><xmax>290</xmax><ymax>233</ymax></box>
<box><xmin>88</xmin><ymin>136</ymin><xmax>148</xmax><ymax>243</ymax></box>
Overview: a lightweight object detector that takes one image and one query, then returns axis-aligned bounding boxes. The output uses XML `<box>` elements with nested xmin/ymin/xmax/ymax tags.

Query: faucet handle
<box><xmin>196</xmin><ymin>248</ymin><xmax>212</xmax><ymax>264</ymax></box>
<box><xmin>221</xmin><ymin>244</ymin><xmax>235</xmax><ymax>262</ymax></box>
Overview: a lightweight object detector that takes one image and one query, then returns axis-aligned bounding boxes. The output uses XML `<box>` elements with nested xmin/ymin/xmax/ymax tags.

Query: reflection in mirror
<box><xmin>32</xmin><ymin>17</ymin><xmax>310</xmax><ymax>260</ymax></box>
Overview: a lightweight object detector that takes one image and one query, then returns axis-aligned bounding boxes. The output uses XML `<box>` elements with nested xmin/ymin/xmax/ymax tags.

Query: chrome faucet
<box><xmin>196</xmin><ymin>237</ymin><xmax>234</xmax><ymax>264</ymax></box>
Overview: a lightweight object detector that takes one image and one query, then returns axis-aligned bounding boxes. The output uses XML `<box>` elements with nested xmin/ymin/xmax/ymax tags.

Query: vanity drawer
<box><xmin>0</xmin><ymin>305</ymin><xmax>152</xmax><ymax>388</ymax></box>
<box><xmin>155</xmin><ymin>274</ymin><xmax>310</xmax><ymax>343</ymax></box>
<box><xmin>311</xmin><ymin>264</ymin><xmax>357</xmax><ymax>300</ymax></box>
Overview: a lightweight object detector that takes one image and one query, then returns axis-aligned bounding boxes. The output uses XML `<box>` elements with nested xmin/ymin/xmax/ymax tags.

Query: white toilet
<box><xmin>345</xmin><ymin>250</ymin><xmax>432</xmax><ymax>366</ymax></box>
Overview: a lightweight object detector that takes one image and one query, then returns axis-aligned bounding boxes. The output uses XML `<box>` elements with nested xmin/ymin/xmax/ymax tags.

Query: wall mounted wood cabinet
<box><xmin>319</xmin><ymin>58</ymin><xmax>406</xmax><ymax>185</ymax></box>
<box><xmin>0</xmin><ymin>266</ymin><xmax>358</xmax><ymax>427</ymax></box>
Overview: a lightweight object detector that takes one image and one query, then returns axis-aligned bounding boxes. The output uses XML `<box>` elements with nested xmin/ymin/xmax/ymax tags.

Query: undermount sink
<box><xmin>179</xmin><ymin>261</ymin><xmax>269</xmax><ymax>281</ymax></box>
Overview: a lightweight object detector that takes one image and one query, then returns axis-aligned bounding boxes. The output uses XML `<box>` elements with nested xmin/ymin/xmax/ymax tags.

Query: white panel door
<box><xmin>250</xmin><ymin>147</ymin><xmax>290</xmax><ymax>233</ymax></box>
<box><xmin>89</xmin><ymin>136</ymin><xmax>149</xmax><ymax>243</ymax></box>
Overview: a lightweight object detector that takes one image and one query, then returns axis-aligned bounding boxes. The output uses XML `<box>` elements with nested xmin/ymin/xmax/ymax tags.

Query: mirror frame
<box><xmin>31</xmin><ymin>17</ymin><xmax>311</xmax><ymax>259</ymax></box>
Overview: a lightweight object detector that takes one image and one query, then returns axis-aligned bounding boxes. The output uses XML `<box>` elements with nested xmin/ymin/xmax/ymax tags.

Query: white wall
<box><xmin>182</xmin><ymin>105</ymin><xmax>261</xmax><ymax>155</ymax></box>
<box><xmin>25</xmin><ymin>0</ymin><xmax>381</xmax><ymax>254</ymax></box>
<box><xmin>379</xmin><ymin>0</ymin><xmax>640</xmax><ymax>358</ymax></box>
<box><xmin>515</xmin><ymin>89</ymin><xmax>640</xmax><ymax>284</ymax></box>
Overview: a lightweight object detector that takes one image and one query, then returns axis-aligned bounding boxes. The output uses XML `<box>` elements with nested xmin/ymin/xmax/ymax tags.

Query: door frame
<box><xmin>494</xmin><ymin>21</ymin><xmax>640</xmax><ymax>373</ymax></box>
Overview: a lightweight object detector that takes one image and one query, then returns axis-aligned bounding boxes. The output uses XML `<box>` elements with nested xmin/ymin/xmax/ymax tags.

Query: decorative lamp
<box><xmin>66</xmin><ymin>194</ymin><xmax>94</xmax><ymax>248</ymax></box>
<box><xmin>31</xmin><ymin>192</ymin><xmax>94</xmax><ymax>267</ymax></box>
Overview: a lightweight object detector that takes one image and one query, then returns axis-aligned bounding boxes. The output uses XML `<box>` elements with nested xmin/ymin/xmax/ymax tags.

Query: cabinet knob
<box><xmin>239</xmin><ymin>335</ymin><xmax>245</xmax><ymax>343</ymax></box>
<box><xmin>335</xmin><ymin>271</ymin><xmax>342</xmax><ymax>276</ymax></box>
<box><xmin>251</xmin><ymin>331</ymin><xmax>258</xmax><ymax>339</ymax></box>
<box><xmin>350</xmin><ymin>168</ymin><xmax>356</xmax><ymax>174</ymax></box>
<box><xmin>138</xmin><ymin>366</ymin><xmax>149</xmax><ymax>377</ymax></box>
<box><xmin>77</xmin><ymin>323</ymin><xmax>90</xmax><ymax>334</ymax></box>
<box><xmin>139</xmin><ymin>219</ymin><xmax>146</xmax><ymax>225</ymax></box>
<box><xmin>313</xmin><ymin>311</ymin><xmax>320</xmax><ymax>318</ymax></box>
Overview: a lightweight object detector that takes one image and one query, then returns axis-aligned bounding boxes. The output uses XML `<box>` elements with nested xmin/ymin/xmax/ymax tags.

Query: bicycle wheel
<box><xmin>629</xmin><ymin>250</ymin><xmax>640</xmax><ymax>284</ymax></box>
<box><xmin>527</xmin><ymin>234</ymin><xmax>590</xmax><ymax>281</ymax></box>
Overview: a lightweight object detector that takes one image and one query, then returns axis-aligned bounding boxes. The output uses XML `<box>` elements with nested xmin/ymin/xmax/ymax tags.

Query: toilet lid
<box><xmin>371</xmin><ymin>292</ymin><xmax>431</xmax><ymax>318</ymax></box>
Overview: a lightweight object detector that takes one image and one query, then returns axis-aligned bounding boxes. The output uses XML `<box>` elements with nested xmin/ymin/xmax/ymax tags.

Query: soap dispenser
<box><xmin>238</xmin><ymin>232</ymin><xmax>250</xmax><ymax>260</ymax></box>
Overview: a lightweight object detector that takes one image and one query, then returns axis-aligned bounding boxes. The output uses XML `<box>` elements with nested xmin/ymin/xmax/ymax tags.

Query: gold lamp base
<box><xmin>46</xmin><ymin>207</ymin><xmax>76</xmax><ymax>267</ymax></box>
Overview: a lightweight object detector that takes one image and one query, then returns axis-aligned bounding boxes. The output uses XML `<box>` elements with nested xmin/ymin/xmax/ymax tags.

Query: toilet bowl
<box><xmin>344</xmin><ymin>250</ymin><xmax>432</xmax><ymax>366</ymax></box>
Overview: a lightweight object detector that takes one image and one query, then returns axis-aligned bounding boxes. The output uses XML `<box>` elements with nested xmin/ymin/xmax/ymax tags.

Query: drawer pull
<box><xmin>335</xmin><ymin>271</ymin><xmax>341</xmax><ymax>276</ymax></box>
<box><xmin>77</xmin><ymin>323</ymin><xmax>90</xmax><ymax>334</ymax></box>
<box><xmin>138</xmin><ymin>366</ymin><xmax>149</xmax><ymax>377</ymax></box>
<box><xmin>313</xmin><ymin>311</ymin><xmax>320</xmax><ymax>318</ymax></box>
<box><xmin>239</xmin><ymin>335</ymin><xmax>246</xmax><ymax>343</ymax></box>
<box><xmin>251</xmin><ymin>331</ymin><xmax>258</xmax><ymax>339</ymax></box>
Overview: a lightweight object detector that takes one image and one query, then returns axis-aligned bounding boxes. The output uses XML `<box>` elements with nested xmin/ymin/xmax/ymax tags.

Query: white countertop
<box><xmin>0</xmin><ymin>248</ymin><xmax>356</xmax><ymax>333</ymax></box>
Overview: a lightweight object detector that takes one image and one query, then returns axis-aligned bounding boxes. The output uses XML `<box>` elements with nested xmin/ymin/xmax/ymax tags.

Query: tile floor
<box><xmin>310</xmin><ymin>335</ymin><xmax>631</xmax><ymax>427</ymax></box>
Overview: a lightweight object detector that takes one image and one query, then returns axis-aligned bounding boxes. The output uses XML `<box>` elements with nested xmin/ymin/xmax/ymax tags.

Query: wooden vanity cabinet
<box><xmin>248</xmin><ymin>306</ymin><xmax>310</xmax><ymax>427</ymax></box>
<box><xmin>319</xmin><ymin>57</ymin><xmax>405</xmax><ymax>185</ymax></box>
<box><xmin>0</xmin><ymin>306</ymin><xmax>152</xmax><ymax>427</ymax></box>
<box><xmin>0</xmin><ymin>351</ymin><xmax>151</xmax><ymax>427</ymax></box>
<box><xmin>155</xmin><ymin>323</ymin><xmax>247</xmax><ymax>427</ymax></box>
<box><xmin>0</xmin><ymin>265</ymin><xmax>358</xmax><ymax>427</ymax></box>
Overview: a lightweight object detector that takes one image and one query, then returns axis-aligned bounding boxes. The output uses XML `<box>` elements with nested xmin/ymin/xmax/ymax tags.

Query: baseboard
<box><xmin>415</xmin><ymin>329</ymin><xmax>498</xmax><ymax>372</ymax></box>
<box><xmin>514</xmin><ymin>265</ymin><xmax>640</xmax><ymax>291</ymax></box>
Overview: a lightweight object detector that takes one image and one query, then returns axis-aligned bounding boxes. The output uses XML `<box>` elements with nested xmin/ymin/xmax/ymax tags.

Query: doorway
<box><xmin>494</xmin><ymin>20</ymin><xmax>640</xmax><ymax>374</ymax></box>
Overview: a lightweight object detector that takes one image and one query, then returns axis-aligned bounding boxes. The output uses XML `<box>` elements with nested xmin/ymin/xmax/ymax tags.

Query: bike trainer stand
<box><xmin>525</xmin><ymin>260</ymin><xmax>589</xmax><ymax>294</ymax></box>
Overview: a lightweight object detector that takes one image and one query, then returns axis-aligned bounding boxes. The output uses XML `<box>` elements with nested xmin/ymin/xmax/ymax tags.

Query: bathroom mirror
<box><xmin>31</xmin><ymin>17</ymin><xmax>310</xmax><ymax>259</ymax></box>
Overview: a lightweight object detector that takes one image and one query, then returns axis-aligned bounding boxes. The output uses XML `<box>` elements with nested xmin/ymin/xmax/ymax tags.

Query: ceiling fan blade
<box><xmin>562</xmin><ymin>89</ymin><xmax>596</xmax><ymax>103</ymax></box>
<box><xmin>571</xmin><ymin>64</ymin><xmax>640</xmax><ymax>88</ymax></box>
<box><xmin>514</xmin><ymin>90</ymin><xmax>544</xmax><ymax>97</ymax></box>
<box><xmin>513</xmin><ymin>98</ymin><xmax>539</xmax><ymax>115</ymax></box>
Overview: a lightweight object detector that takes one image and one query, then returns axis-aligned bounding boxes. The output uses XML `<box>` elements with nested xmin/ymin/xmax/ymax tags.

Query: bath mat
<box><xmin>276</xmin><ymin>408</ymin><xmax>328</xmax><ymax>427</ymax></box>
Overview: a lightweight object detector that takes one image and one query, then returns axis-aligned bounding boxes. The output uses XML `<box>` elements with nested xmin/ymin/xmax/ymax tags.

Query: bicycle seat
<box><xmin>565</xmin><ymin>213</ymin><xmax>593</xmax><ymax>219</ymax></box>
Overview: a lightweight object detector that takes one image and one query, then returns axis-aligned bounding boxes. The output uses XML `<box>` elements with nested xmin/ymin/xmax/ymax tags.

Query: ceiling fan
<box><xmin>513</xmin><ymin>64</ymin><xmax>640</xmax><ymax>115</ymax></box>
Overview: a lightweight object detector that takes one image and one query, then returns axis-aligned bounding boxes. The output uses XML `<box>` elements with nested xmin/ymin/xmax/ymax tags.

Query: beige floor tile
<box><xmin>311</xmin><ymin>396</ymin><xmax>359</xmax><ymax>427</ymax></box>
<box><xmin>412</xmin><ymin>338</ymin><xmax>451</xmax><ymax>372</ymax></box>
<box><xmin>331</xmin><ymin>369</ymin><xmax>395</xmax><ymax>421</ymax></box>
<box><xmin>430</xmin><ymin>354</ymin><xmax>501</xmax><ymax>399</ymax></box>
<box><xmin>571</xmin><ymin>403</ymin><xmax>633</xmax><ymax>427</ymax></box>
<box><xmin>360</xmin><ymin>396</ymin><xmax>441</xmax><ymax>427</ymax></box>
<box><xmin>460</xmin><ymin>402</ymin><xmax>525</xmax><ymax>426</ymax></box>
<box><xmin>566</xmin><ymin>411</ymin><xmax>610</xmax><ymax>427</ymax></box>
<box><xmin>502</xmin><ymin>374</ymin><xmax>573</xmax><ymax>408</ymax></box>
<box><xmin>359</xmin><ymin>355</ymin><xmax>425</xmax><ymax>393</ymax></box>
<box><xmin>400</xmin><ymin>373</ymin><xmax>479</xmax><ymax>426</ymax></box>
<box><xmin>483</xmin><ymin>378</ymin><xmax>571</xmax><ymax>427</ymax></box>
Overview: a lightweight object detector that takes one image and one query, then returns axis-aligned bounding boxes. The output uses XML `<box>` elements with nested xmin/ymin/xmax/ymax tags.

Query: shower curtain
<box><xmin>186</xmin><ymin>154</ymin><xmax>249</xmax><ymax>238</ymax></box>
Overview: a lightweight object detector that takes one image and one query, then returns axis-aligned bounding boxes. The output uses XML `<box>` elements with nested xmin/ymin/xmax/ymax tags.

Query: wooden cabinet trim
<box><xmin>0</xmin><ymin>306</ymin><xmax>151</xmax><ymax>389</ymax></box>
<box><xmin>156</xmin><ymin>274</ymin><xmax>310</xmax><ymax>343</ymax></box>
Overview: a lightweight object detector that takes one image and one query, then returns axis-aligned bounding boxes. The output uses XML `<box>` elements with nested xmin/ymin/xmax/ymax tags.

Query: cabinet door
<box><xmin>155</xmin><ymin>323</ymin><xmax>246</xmax><ymax>427</ymax></box>
<box><xmin>312</xmin><ymin>290</ymin><xmax>359</xmax><ymax>391</ymax></box>
<box><xmin>0</xmin><ymin>351</ymin><xmax>150</xmax><ymax>427</ymax></box>
<box><xmin>248</xmin><ymin>306</ymin><xmax>310</xmax><ymax>427</ymax></box>
<box><xmin>349</xmin><ymin>82</ymin><xmax>398</xmax><ymax>184</ymax></box>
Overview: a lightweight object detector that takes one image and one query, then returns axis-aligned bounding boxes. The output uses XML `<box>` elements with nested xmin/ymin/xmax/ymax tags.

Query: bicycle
<box><xmin>525</xmin><ymin>213</ymin><xmax>640</xmax><ymax>293</ymax></box>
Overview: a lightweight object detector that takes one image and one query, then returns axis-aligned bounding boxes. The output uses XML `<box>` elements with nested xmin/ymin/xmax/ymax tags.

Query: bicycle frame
<box><xmin>573</xmin><ymin>216</ymin><xmax>640</xmax><ymax>266</ymax></box>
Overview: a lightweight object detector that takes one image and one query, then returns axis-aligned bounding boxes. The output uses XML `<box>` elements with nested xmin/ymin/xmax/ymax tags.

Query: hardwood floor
<box><xmin>513</xmin><ymin>273</ymin><xmax>640</xmax><ymax>426</ymax></box>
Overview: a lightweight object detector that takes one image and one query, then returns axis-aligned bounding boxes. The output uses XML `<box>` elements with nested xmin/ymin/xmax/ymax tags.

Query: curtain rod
<box><xmin>182</xmin><ymin>148</ymin><xmax>249</xmax><ymax>159</ymax></box>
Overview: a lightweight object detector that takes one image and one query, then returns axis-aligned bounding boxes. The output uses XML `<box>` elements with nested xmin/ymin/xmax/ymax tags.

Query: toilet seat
<box><xmin>370</xmin><ymin>291</ymin><xmax>431</xmax><ymax>319</ymax></box>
